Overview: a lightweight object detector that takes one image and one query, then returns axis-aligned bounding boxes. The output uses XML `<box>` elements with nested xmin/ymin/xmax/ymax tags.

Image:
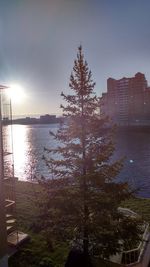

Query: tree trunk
<box><xmin>81</xmin><ymin>93</ymin><xmax>89</xmax><ymax>257</ymax></box>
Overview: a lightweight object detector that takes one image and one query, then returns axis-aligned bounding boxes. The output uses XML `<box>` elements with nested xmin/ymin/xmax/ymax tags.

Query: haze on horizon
<box><xmin>0</xmin><ymin>0</ymin><xmax>150</xmax><ymax>116</ymax></box>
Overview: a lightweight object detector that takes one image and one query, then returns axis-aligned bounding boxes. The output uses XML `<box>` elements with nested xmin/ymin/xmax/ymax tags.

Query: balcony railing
<box><xmin>121</xmin><ymin>222</ymin><xmax>149</xmax><ymax>265</ymax></box>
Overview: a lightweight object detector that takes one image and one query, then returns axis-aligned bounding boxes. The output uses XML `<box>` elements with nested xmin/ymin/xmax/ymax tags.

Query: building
<box><xmin>100</xmin><ymin>72</ymin><xmax>150</xmax><ymax>126</ymax></box>
<box><xmin>40</xmin><ymin>114</ymin><xmax>56</xmax><ymax>124</ymax></box>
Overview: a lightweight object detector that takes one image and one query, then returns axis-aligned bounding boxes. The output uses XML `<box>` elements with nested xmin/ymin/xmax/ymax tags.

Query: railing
<box><xmin>121</xmin><ymin>223</ymin><xmax>149</xmax><ymax>265</ymax></box>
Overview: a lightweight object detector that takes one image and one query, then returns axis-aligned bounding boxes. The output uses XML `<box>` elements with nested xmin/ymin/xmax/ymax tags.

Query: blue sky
<box><xmin>0</xmin><ymin>0</ymin><xmax>150</xmax><ymax>116</ymax></box>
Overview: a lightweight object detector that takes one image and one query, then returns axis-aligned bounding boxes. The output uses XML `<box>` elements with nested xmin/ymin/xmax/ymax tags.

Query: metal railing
<box><xmin>121</xmin><ymin>223</ymin><xmax>149</xmax><ymax>265</ymax></box>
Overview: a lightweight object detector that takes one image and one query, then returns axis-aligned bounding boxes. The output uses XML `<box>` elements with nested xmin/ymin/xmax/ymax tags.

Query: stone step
<box><xmin>5</xmin><ymin>199</ymin><xmax>15</xmax><ymax>208</ymax></box>
<box><xmin>6</xmin><ymin>219</ymin><xmax>16</xmax><ymax>226</ymax></box>
<box><xmin>6</xmin><ymin>214</ymin><xmax>13</xmax><ymax>218</ymax></box>
<box><xmin>7</xmin><ymin>225</ymin><xmax>15</xmax><ymax>235</ymax></box>
<box><xmin>7</xmin><ymin>231</ymin><xmax>29</xmax><ymax>246</ymax></box>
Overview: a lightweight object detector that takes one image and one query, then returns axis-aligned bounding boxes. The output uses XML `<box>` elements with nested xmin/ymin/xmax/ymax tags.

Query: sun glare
<box><xmin>7</xmin><ymin>84</ymin><xmax>26</xmax><ymax>103</ymax></box>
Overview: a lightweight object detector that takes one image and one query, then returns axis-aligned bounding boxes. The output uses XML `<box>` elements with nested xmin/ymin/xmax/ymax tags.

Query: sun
<box><xmin>7</xmin><ymin>84</ymin><xmax>26</xmax><ymax>103</ymax></box>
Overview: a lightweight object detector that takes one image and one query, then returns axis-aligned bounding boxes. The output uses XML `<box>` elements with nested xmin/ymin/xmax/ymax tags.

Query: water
<box><xmin>115</xmin><ymin>129</ymin><xmax>150</xmax><ymax>198</ymax></box>
<box><xmin>3</xmin><ymin>124</ymin><xmax>59</xmax><ymax>181</ymax></box>
<box><xmin>3</xmin><ymin>124</ymin><xmax>150</xmax><ymax>198</ymax></box>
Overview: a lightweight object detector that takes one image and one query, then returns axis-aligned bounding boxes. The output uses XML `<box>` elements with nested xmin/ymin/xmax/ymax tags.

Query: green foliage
<box><xmin>9</xmin><ymin>232</ymin><xmax>69</xmax><ymax>267</ymax></box>
<box><xmin>9</xmin><ymin>181</ymin><xmax>150</xmax><ymax>267</ymax></box>
<box><xmin>39</xmin><ymin>46</ymin><xmax>141</xmax><ymax>259</ymax></box>
<box><xmin>9</xmin><ymin>181</ymin><xmax>69</xmax><ymax>267</ymax></box>
<box><xmin>9</xmin><ymin>235</ymin><xmax>54</xmax><ymax>267</ymax></box>
<box><xmin>122</xmin><ymin>197</ymin><xmax>150</xmax><ymax>224</ymax></box>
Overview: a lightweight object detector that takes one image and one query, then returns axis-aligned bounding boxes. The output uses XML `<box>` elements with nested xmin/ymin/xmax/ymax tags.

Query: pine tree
<box><xmin>40</xmin><ymin>46</ymin><xmax>140</xmax><ymax>260</ymax></box>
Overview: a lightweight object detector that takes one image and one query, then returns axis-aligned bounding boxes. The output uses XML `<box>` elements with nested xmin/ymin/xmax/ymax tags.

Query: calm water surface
<box><xmin>3</xmin><ymin>124</ymin><xmax>150</xmax><ymax>198</ymax></box>
<box><xmin>3</xmin><ymin>124</ymin><xmax>59</xmax><ymax>181</ymax></box>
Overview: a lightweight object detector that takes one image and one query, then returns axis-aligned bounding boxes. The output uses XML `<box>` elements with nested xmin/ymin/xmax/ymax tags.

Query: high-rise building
<box><xmin>100</xmin><ymin>72</ymin><xmax>150</xmax><ymax>126</ymax></box>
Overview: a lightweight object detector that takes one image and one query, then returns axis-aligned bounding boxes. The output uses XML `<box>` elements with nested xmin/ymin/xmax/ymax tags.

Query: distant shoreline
<box><xmin>3</xmin><ymin>114</ymin><xmax>64</xmax><ymax>125</ymax></box>
<box><xmin>11</xmin><ymin>122</ymin><xmax>61</xmax><ymax>125</ymax></box>
<box><xmin>3</xmin><ymin>122</ymin><xmax>61</xmax><ymax>126</ymax></box>
<box><xmin>4</xmin><ymin>122</ymin><xmax>150</xmax><ymax>131</ymax></box>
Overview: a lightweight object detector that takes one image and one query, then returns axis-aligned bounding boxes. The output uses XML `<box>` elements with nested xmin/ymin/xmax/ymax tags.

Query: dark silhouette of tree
<box><xmin>40</xmin><ymin>46</ymin><xmax>141</xmax><ymax>261</ymax></box>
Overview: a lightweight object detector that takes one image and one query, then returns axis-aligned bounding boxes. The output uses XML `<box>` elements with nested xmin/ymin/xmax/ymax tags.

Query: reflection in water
<box><xmin>12</xmin><ymin>125</ymin><xmax>30</xmax><ymax>180</ymax></box>
<box><xmin>3</xmin><ymin>125</ymin><xmax>31</xmax><ymax>180</ymax></box>
<box><xmin>3</xmin><ymin>125</ymin><xmax>150</xmax><ymax>197</ymax></box>
<box><xmin>114</xmin><ymin>129</ymin><xmax>150</xmax><ymax>198</ymax></box>
<box><xmin>4</xmin><ymin>124</ymin><xmax>59</xmax><ymax>181</ymax></box>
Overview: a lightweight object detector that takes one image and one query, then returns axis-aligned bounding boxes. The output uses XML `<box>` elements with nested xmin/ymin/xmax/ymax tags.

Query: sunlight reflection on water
<box><xmin>4</xmin><ymin>124</ymin><xmax>59</xmax><ymax>181</ymax></box>
<box><xmin>12</xmin><ymin>125</ymin><xmax>29</xmax><ymax>179</ymax></box>
<box><xmin>3</xmin><ymin>124</ymin><xmax>150</xmax><ymax>197</ymax></box>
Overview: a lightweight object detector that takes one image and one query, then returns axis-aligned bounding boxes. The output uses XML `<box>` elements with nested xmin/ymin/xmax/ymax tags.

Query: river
<box><xmin>3</xmin><ymin>124</ymin><xmax>150</xmax><ymax>198</ymax></box>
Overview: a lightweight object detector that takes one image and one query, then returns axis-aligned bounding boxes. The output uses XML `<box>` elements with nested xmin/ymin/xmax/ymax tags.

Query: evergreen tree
<box><xmin>40</xmin><ymin>46</ymin><xmax>140</xmax><ymax>260</ymax></box>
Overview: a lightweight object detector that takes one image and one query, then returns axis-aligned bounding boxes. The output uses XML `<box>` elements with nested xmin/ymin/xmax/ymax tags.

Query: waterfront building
<box><xmin>100</xmin><ymin>72</ymin><xmax>150</xmax><ymax>126</ymax></box>
<box><xmin>40</xmin><ymin>114</ymin><xmax>56</xmax><ymax>123</ymax></box>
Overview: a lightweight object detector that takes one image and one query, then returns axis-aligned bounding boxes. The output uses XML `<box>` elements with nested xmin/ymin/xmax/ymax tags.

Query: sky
<box><xmin>0</xmin><ymin>0</ymin><xmax>150</xmax><ymax>116</ymax></box>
